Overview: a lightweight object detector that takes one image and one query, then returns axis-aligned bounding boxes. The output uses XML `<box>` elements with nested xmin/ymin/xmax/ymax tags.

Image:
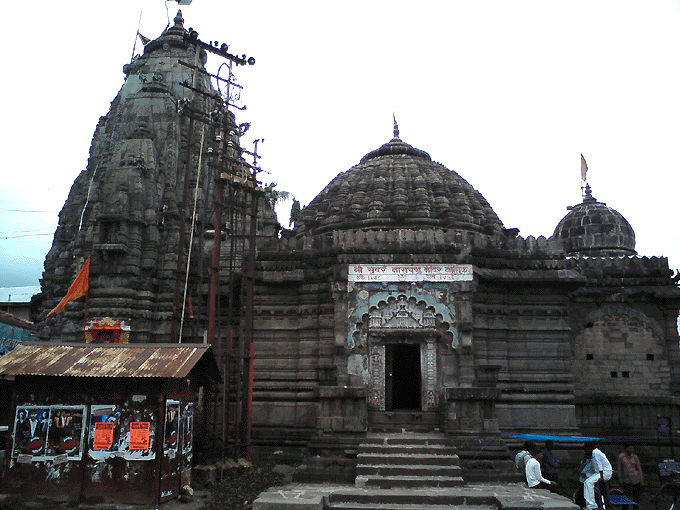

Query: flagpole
<box><xmin>82</xmin><ymin>288</ymin><xmax>89</xmax><ymax>343</ymax></box>
<box><xmin>131</xmin><ymin>9</ymin><xmax>143</xmax><ymax>61</ymax></box>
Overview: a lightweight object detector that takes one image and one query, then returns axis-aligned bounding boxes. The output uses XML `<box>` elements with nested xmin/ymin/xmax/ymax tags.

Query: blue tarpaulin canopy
<box><xmin>506</xmin><ymin>433</ymin><xmax>602</xmax><ymax>442</ymax></box>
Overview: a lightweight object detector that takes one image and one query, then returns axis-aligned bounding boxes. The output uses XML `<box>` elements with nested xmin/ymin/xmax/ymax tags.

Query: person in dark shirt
<box><xmin>541</xmin><ymin>439</ymin><xmax>560</xmax><ymax>483</ymax></box>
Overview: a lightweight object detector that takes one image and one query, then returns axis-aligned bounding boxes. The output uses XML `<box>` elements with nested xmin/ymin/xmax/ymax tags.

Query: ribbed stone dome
<box><xmin>296</xmin><ymin>126</ymin><xmax>504</xmax><ymax>236</ymax></box>
<box><xmin>552</xmin><ymin>185</ymin><xmax>636</xmax><ymax>256</ymax></box>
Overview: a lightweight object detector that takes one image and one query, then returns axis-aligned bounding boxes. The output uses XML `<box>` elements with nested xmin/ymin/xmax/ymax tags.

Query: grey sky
<box><xmin>2</xmin><ymin>0</ymin><xmax>680</xmax><ymax>288</ymax></box>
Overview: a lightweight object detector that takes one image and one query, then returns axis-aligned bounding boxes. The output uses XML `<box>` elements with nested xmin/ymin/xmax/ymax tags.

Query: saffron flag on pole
<box><xmin>137</xmin><ymin>31</ymin><xmax>151</xmax><ymax>45</ymax></box>
<box><xmin>45</xmin><ymin>257</ymin><xmax>90</xmax><ymax>318</ymax></box>
<box><xmin>581</xmin><ymin>154</ymin><xmax>588</xmax><ymax>181</ymax></box>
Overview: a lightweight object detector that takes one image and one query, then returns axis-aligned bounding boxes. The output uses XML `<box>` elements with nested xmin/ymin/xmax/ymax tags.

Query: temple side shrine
<box><xmin>27</xmin><ymin>11</ymin><xmax>680</xmax><ymax>485</ymax></box>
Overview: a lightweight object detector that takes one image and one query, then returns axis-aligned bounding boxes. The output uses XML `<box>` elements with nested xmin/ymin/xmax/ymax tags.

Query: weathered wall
<box><xmin>574</xmin><ymin>306</ymin><xmax>670</xmax><ymax>397</ymax></box>
<box><xmin>2</xmin><ymin>376</ymin><xmax>195</xmax><ymax>505</ymax></box>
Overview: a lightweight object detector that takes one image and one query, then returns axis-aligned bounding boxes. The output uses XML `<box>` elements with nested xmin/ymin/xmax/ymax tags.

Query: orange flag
<box><xmin>137</xmin><ymin>30</ymin><xmax>151</xmax><ymax>45</ymax></box>
<box><xmin>46</xmin><ymin>257</ymin><xmax>90</xmax><ymax>318</ymax></box>
<box><xmin>581</xmin><ymin>154</ymin><xmax>588</xmax><ymax>181</ymax></box>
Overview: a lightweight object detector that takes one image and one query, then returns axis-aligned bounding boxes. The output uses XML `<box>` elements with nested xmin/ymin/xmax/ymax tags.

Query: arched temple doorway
<box><xmin>365</xmin><ymin>296</ymin><xmax>443</xmax><ymax>430</ymax></box>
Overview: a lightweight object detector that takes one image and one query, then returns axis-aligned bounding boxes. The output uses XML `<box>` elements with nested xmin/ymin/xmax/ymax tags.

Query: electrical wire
<box><xmin>79</xmin><ymin>164</ymin><xmax>99</xmax><ymax>232</ymax></box>
<box><xmin>179</xmin><ymin>125</ymin><xmax>206</xmax><ymax>342</ymax></box>
<box><xmin>1</xmin><ymin>233</ymin><xmax>53</xmax><ymax>240</ymax></box>
<box><xmin>5</xmin><ymin>210</ymin><xmax>57</xmax><ymax>213</ymax></box>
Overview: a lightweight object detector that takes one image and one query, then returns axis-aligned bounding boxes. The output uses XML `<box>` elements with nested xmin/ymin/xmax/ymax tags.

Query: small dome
<box><xmin>552</xmin><ymin>185</ymin><xmax>636</xmax><ymax>256</ymax></box>
<box><xmin>296</xmin><ymin>125</ymin><xmax>504</xmax><ymax>236</ymax></box>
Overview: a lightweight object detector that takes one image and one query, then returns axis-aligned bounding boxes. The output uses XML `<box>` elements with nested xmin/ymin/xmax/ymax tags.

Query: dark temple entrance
<box><xmin>386</xmin><ymin>343</ymin><xmax>421</xmax><ymax>410</ymax></box>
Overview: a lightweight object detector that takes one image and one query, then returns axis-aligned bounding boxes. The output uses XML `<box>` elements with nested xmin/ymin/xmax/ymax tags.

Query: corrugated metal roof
<box><xmin>0</xmin><ymin>342</ymin><xmax>219</xmax><ymax>379</ymax></box>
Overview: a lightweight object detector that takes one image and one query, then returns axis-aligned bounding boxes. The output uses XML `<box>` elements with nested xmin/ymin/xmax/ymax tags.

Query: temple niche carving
<box><xmin>368</xmin><ymin>296</ymin><xmax>438</xmax><ymax>332</ymax></box>
<box><xmin>35</xmin><ymin>11</ymin><xmax>680</xmax><ymax>483</ymax></box>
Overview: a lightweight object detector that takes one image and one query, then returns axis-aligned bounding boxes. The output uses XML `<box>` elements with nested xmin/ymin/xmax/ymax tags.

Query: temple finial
<box><xmin>584</xmin><ymin>183</ymin><xmax>596</xmax><ymax>203</ymax></box>
<box><xmin>393</xmin><ymin>113</ymin><xmax>399</xmax><ymax>139</ymax></box>
<box><xmin>174</xmin><ymin>10</ymin><xmax>184</xmax><ymax>27</ymax></box>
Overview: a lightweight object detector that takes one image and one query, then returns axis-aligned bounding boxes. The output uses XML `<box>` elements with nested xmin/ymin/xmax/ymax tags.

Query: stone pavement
<box><xmin>0</xmin><ymin>488</ymin><xmax>213</xmax><ymax>510</ymax></box>
<box><xmin>253</xmin><ymin>481</ymin><xmax>579</xmax><ymax>510</ymax></box>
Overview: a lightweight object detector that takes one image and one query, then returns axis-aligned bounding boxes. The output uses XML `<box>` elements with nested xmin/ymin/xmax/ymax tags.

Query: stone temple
<box><xmin>35</xmin><ymin>12</ymin><xmax>680</xmax><ymax>480</ymax></box>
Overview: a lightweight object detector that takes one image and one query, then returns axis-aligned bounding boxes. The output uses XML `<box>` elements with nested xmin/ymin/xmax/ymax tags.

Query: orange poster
<box><xmin>93</xmin><ymin>422</ymin><xmax>115</xmax><ymax>450</ymax></box>
<box><xmin>129</xmin><ymin>422</ymin><xmax>150</xmax><ymax>450</ymax></box>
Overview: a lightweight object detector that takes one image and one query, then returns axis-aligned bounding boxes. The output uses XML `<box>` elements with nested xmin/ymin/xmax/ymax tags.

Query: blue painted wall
<box><xmin>0</xmin><ymin>323</ymin><xmax>36</xmax><ymax>354</ymax></box>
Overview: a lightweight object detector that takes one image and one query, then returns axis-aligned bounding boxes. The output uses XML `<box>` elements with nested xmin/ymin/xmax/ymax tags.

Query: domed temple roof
<box><xmin>552</xmin><ymin>185</ymin><xmax>636</xmax><ymax>256</ymax></box>
<box><xmin>296</xmin><ymin>123</ymin><xmax>504</xmax><ymax>236</ymax></box>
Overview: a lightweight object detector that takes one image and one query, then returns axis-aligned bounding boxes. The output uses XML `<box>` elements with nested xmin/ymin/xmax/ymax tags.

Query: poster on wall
<box><xmin>164</xmin><ymin>400</ymin><xmax>179</xmax><ymax>457</ymax></box>
<box><xmin>130</xmin><ymin>422</ymin><xmax>151</xmax><ymax>450</ymax></box>
<box><xmin>180</xmin><ymin>402</ymin><xmax>193</xmax><ymax>485</ymax></box>
<box><xmin>12</xmin><ymin>406</ymin><xmax>49</xmax><ymax>459</ymax></box>
<box><xmin>93</xmin><ymin>421</ymin><xmax>115</xmax><ymax>450</ymax></box>
<box><xmin>46</xmin><ymin>406</ymin><xmax>86</xmax><ymax>459</ymax></box>
<box><xmin>88</xmin><ymin>403</ymin><xmax>157</xmax><ymax>460</ymax></box>
<box><xmin>12</xmin><ymin>405</ymin><xmax>87</xmax><ymax>461</ymax></box>
<box><xmin>88</xmin><ymin>405</ymin><xmax>123</xmax><ymax>460</ymax></box>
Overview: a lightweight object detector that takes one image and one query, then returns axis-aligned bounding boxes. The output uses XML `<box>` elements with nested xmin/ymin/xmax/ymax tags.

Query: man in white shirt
<box><xmin>525</xmin><ymin>445</ymin><xmax>558</xmax><ymax>490</ymax></box>
<box><xmin>584</xmin><ymin>443</ymin><xmax>613</xmax><ymax>510</ymax></box>
<box><xmin>515</xmin><ymin>441</ymin><xmax>535</xmax><ymax>474</ymax></box>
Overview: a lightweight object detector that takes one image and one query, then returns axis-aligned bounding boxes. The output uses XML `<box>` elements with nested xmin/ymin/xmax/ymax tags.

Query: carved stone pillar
<box><xmin>422</xmin><ymin>337</ymin><xmax>438</xmax><ymax>409</ymax></box>
<box><xmin>368</xmin><ymin>343</ymin><xmax>385</xmax><ymax>410</ymax></box>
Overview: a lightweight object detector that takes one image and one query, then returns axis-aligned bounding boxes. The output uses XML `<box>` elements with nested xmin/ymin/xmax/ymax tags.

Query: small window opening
<box><xmin>622</xmin><ymin>371</ymin><xmax>630</xmax><ymax>378</ymax></box>
<box><xmin>586</xmin><ymin>353</ymin><xmax>594</xmax><ymax>360</ymax></box>
<box><xmin>647</xmin><ymin>354</ymin><xmax>655</xmax><ymax>361</ymax></box>
<box><xmin>610</xmin><ymin>371</ymin><xmax>618</xmax><ymax>378</ymax></box>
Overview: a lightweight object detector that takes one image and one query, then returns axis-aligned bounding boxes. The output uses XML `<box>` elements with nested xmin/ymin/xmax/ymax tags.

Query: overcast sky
<box><xmin>2</xmin><ymin>0</ymin><xmax>680</xmax><ymax>290</ymax></box>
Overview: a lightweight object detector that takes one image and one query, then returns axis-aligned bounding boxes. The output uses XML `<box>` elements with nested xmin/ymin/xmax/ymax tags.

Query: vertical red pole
<box><xmin>244</xmin><ymin>341</ymin><xmax>254</xmax><ymax>460</ymax></box>
<box><xmin>207</xmin><ymin>108</ymin><xmax>226</xmax><ymax>347</ymax></box>
<box><xmin>239</xmin><ymin>188</ymin><xmax>258</xmax><ymax>461</ymax></box>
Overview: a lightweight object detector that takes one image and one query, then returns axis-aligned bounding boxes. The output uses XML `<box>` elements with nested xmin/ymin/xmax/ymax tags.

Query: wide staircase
<box><xmin>355</xmin><ymin>431</ymin><xmax>464</xmax><ymax>489</ymax></box>
<box><xmin>254</xmin><ymin>430</ymin><xmax>577</xmax><ymax>510</ymax></box>
<box><xmin>327</xmin><ymin>431</ymin><xmax>493</xmax><ymax>510</ymax></box>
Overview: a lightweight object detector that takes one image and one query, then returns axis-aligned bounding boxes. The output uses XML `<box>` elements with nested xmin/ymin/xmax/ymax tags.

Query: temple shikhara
<box><xmin>22</xmin><ymin>11</ymin><xmax>680</xmax><ymax>487</ymax></box>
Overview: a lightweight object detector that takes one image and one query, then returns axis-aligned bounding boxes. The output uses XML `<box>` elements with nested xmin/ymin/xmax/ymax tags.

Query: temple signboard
<box><xmin>348</xmin><ymin>264</ymin><xmax>473</xmax><ymax>282</ymax></box>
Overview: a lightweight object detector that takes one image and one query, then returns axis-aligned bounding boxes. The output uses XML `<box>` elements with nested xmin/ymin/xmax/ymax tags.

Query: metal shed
<box><xmin>0</xmin><ymin>342</ymin><xmax>219</xmax><ymax>506</ymax></box>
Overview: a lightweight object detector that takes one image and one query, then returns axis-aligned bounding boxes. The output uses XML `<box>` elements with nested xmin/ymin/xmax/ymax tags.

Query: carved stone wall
<box><xmin>38</xmin><ymin>13</ymin><xmax>278</xmax><ymax>344</ymax></box>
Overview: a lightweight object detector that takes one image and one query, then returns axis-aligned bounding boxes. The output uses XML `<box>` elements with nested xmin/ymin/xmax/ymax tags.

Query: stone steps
<box><xmin>356</xmin><ymin>475</ymin><xmax>467</xmax><ymax>489</ymax></box>
<box><xmin>352</xmin><ymin>431</ymin><xmax>465</xmax><ymax>497</ymax></box>
<box><xmin>255</xmin><ymin>484</ymin><xmax>578</xmax><ymax>510</ymax></box>
<box><xmin>360</xmin><ymin>444</ymin><xmax>458</xmax><ymax>455</ymax></box>
<box><xmin>329</xmin><ymin>505</ymin><xmax>493</xmax><ymax>510</ymax></box>
<box><xmin>358</xmin><ymin>452</ymin><xmax>460</xmax><ymax>466</ymax></box>
<box><xmin>253</xmin><ymin>431</ymin><xmax>576</xmax><ymax>510</ymax></box>
<box><xmin>327</xmin><ymin>488</ymin><xmax>496</xmax><ymax>510</ymax></box>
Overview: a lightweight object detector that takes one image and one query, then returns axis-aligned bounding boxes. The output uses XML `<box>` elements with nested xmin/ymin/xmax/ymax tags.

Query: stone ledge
<box><xmin>252</xmin><ymin>493</ymin><xmax>324</xmax><ymax>510</ymax></box>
